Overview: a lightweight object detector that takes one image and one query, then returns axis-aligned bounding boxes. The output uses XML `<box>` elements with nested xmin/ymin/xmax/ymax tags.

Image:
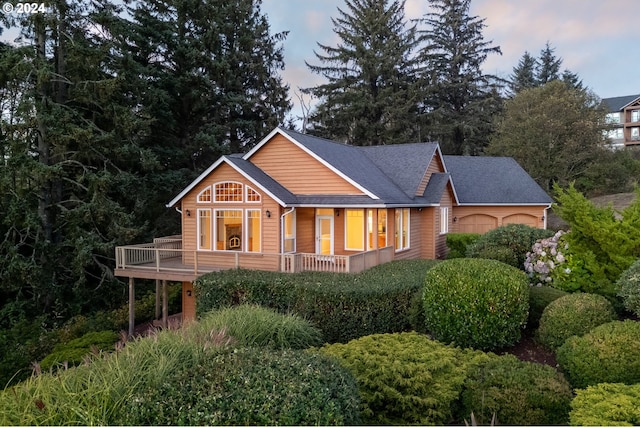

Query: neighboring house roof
<box><xmin>602</xmin><ymin>94</ymin><xmax>640</xmax><ymax>112</ymax></box>
<box><xmin>443</xmin><ymin>156</ymin><xmax>553</xmax><ymax>205</ymax></box>
<box><xmin>168</xmin><ymin>127</ymin><xmax>551</xmax><ymax>208</ymax></box>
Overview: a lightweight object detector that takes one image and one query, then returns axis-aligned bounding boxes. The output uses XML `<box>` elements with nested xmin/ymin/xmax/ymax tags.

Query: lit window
<box><xmin>345</xmin><ymin>209</ymin><xmax>364</xmax><ymax>251</ymax></box>
<box><xmin>378</xmin><ymin>209</ymin><xmax>387</xmax><ymax>248</ymax></box>
<box><xmin>440</xmin><ymin>207</ymin><xmax>449</xmax><ymax>234</ymax></box>
<box><xmin>246</xmin><ymin>210</ymin><xmax>261</xmax><ymax>252</ymax></box>
<box><xmin>215</xmin><ymin>210</ymin><xmax>243</xmax><ymax>251</ymax></box>
<box><xmin>395</xmin><ymin>208</ymin><xmax>410</xmax><ymax>251</ymax></box>
<box><xmin>198</xmin><ymin>209</ymin><xmax>211</xmax><ymax>250</ymax></box>
<box><xmin>246</xmin><ymin>186</ymin><xmax>261</xmax><ymax>203</ymax></box>
<box><xmin>197</xmin><ymin>187</ymin><xmax>212</xmax><ymax>203</ymax></box>
<box><xmin>214</xmin><ymin>182</ymin><xmax>243</xmax><ymax>202</ymax></box>
<box><xmin>283</xmin><ymin>210</ymin><xmax>296</xmax><ymax>253</ymax></box>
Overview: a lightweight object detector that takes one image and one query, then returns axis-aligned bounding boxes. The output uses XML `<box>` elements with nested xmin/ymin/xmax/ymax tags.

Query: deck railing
<box><xmin>281</xmin><ymin>246</ymin><xmax>394</xmax><ymax>273</ymax></box>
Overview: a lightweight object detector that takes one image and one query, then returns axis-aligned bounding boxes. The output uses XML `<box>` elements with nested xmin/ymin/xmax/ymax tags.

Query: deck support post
<box><xmin>155</xmin><ymin>279</ymin><xmax>161</xmax><ymax>320</ymax></box>
<box><xmin>128</xmin><ymin>277</ymin><xmax>135</xmax><ymax>337</ymax></box>
<box><xmin>162</xmin><ymin>280</ymin><xmax>168</xmax><ymax>328</ymax></box>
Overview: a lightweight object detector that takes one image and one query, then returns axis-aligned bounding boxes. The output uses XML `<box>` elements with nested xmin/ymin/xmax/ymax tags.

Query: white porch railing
<box><xmin>281</xmin><ymin>246</ymin><xmax>394</xmax><ymax>273</ymax></box>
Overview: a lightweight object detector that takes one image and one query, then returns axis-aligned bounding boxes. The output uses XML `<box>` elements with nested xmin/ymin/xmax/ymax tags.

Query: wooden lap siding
<box><xmin>250</xmin><ymin>134</ymin><xmax>363</xmax><ymax>195</ymax></box>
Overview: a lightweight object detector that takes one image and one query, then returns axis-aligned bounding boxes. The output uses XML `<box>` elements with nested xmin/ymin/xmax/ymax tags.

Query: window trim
<box><xmin>440</xmin><ymin>206</ymin><xmax>449</xmax><ymax>235</ymax></box>
<box><xmin>245</xmin><ymin>185</ymin><xmax>261</xmax><ymax>203</ymax></box>
<box><xmin>197</xmin><ymin>186</ymin><xmax>212</xmax><ymax>203</ymax></box>
<box><xmin>345</xmin><ymin>208</ymin><xmax>365</xmax><ymax>251</ymax></box>
<box><xmin>197</xmin><ymin>208</ymin><xmax>212</xmax><ymax>250</ymax></box>
<box><xmin>395</xmin><ymin>208</ymin><xmax>410</xmax><ymax>252</ymax></box>
<box><xmin>245</xmin><ymin>209</ymin><xmax>261</xmax><ymax>253</ymax></box>
<box><xmin>214</xmin><ymin>208</ymin><xmax>244</xmax><ymax>252</ymax></box>
<box><xmin>214</xmin><ymin>181</ymin><xmax>244</xmax><ymax>203</ymax></box>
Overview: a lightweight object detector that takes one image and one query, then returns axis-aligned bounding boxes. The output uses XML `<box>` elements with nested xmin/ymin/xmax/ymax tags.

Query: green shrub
<box><xmin>570</xmin><ymin>382</ymin><xmax>640</xmax><ymax>426</ymax></box>
<box><xmin>122</xmin><ymin>347</ymin><xmax>360</xmax><ymax>426</ymax></box>
<box><xmin>319</xmin><ymin>332</ymin><xmax>487</xmax><ymax>425</ymax></box>
<box><xmin>528</xmin><ymin>285</ymin><xmax>568</xmax><ymax>330</ymax></box>
<box><xmin>191</xmin><ymin>305</ymin><xmax>322</xmax><ymax>349</ymax></box>
<box><xmin>537</xmin><ymin>293</ymin><xmax>617</xmax><ymax>350</ymax></box>
<box><xmin>423</xmin><ymin>258</ymin><xmax>529</xmax><ymax>350</ymax></box>
<box><xmin>195</xmin><ymin>259</ymin><xmax>438</xmax><ymax>343</ymax></box>
<box><xmin>557</xmin><ymin>320</ymin><xmax>640</xmax><ymax>388</ymax></box>
<box><xmin>446</xmin><ymin>233</ymin><xmax>481</xmax><ymax>259</ymax></box>
<box><xmin>39</xmin><ymin>331</ymin><xmax>120</xmax><ymax>371</ymax></box>
<box><xmin>617</xmin><ymin>258</ymin><xmax>640</xmax><ymax>317</ymax></box>
<box><xmin>466</xmin><ymin>223</ymin><xmax>554</xmax><ymax>269</ymax></box>
<box><xmin>458</xmin><ymin>353</ymin><xmax>573</xmax><ymax>426</ymax></box>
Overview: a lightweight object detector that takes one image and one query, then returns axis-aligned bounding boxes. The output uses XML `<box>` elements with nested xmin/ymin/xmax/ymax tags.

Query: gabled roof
<box><xmin>443</xmin><ymin>156</ymin><xmax>553</xmax><ymax>205</ymax></box>
<box><xmin>602</xmin><ymin>94</ymin><xmax>640</xmax><ymax>112</ymax></box>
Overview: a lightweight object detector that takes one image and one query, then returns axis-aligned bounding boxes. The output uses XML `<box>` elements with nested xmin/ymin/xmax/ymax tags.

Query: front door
<box><xmin>316</xmin><ymin>215</ymin><xmax>334</xmax><ymax>255</ymax></box>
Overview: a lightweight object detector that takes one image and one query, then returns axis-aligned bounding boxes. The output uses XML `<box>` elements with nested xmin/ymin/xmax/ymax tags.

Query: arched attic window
<box><xmin>197</xmin><ymin>187</ymin><xmax>212</xmax><ymax>203</ymax></box>
<box><xmin>214</xmin><ymin>181</ymin><xmax>243</xmax><ymax>202</ymax></box>
<box><xmin>246</xmin><ymin>185</ymin><xmax>261</xmax><ymax>203</ymax></box>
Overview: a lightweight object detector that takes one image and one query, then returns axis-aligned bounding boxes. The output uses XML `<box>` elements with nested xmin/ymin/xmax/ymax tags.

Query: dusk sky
<box><xmin>262</xmin><ymin>0</ymin><xmax>640</xmax><ymax>122</ymax></box>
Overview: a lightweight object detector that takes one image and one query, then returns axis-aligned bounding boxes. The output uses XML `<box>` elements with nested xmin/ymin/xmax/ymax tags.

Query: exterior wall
<box><xmin>295</xmin><ymin>207</ymin><xmax>315</xmax><ymax>253</ymax></box>
<box><xmin>451</xmin><ymin>205</ymin><xmax>547</xmax><ymax>234</ymax></box>
<box><xmin>415</xmin><ymin>152</ymin><xmax>445</xmax><ymax>196</ymax></box>
<box><xmin>249</xmin><ymin>134</ymin><xmax>363</xmax><ymax>195</ymax></box>
<box><xmin>434</xmin><ymin>189</ymin><xmax>454</xmax><ymax>259</ymax></box>
<box><xmin>182</xmin><ymin>281</ymin><xmax>196</xmax><ymax>323</ymax></box>
<box><xmin>392</xmin><ymin>208</ymin><xmax>426</xmax><ymax>261</ymax></box>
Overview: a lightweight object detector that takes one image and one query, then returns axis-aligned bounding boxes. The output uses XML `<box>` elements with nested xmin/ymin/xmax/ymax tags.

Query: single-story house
<box><xmin>115</xmin><ymin>127</ymin><xmax>552</xmax><ymax>332</ymax></box>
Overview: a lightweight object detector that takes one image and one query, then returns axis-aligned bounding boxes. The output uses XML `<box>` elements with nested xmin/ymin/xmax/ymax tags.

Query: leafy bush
<box><xmin>458</xmin><ymin>353</ymin><xmax>573</xmax><ymax>426</ymax></box>
<box><xmin>191</xmin><ymin>305</ymin><xmax>322</xmax><ymax>349</ymax></box>
<box><xmin>422</xmin><ymin>258</ymin><xmax>529</xmax><ymax>350</ymax></box>
<box><xmin>195</xmin><ymin>259</ymin><xmax>438</xmax><ymax>343</ymax></box>
<box><xmin>557</xmin><ymin>320</ymin><xmax>640</xmax><ymax>388</ymax></box>
<box><xmin>528</xmin><ymin>285</ymin><xmax>568</xmax><ymax>330</ymax></box>
<box><xmin>537</xmin><ymin>293</ymin><xmax>617</xmax><ymax>350</ymax></box>
<box><xmin>466</xmin><ymin>223</ymin><xmax>554</xmax><ymax>269</ymax></box>
<box><xmin>319</xmin><ymin>332</ymin><xmax>487</xmax><ymax>425</ymax></box>
<box><xmin>122</xmin><ymin>347</ymin><xmax>360</xmax><ymax>426</ymax></box>
<box><xmin>39</xmin><ymin>330</ymin><xmax>120</xmax><ymax>371</ymax></box>
<box><xmin>553</xmin><ymin>184</ymin><xmax>640</xmax><ymax>296</ymax></box>
<box><xmin>617</xmin><ymin>259</ymin><xmax>640</xmax><ymax>317</ymax></box>
<box><xmin>446</xmin><ymin>233</ymin><xmax>481</xmax><ymax>258</ymax></box>
<box><xmin>570</xmin><ymin>382</ymin><xmax>640</xmax><ymax>426</ymax></box>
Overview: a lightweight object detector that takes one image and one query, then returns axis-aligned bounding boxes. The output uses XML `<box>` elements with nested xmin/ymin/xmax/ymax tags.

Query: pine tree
<box><xmin>417</xmin><ymin>0</ymin><xmax>503</xmax><ymax>155</ymax></box>
<box><xmin>536</xmin><ymin>41</ymin><xmax>562</xmax><ymax>85</ymax></box>
<box><xmin>509</xmin><ymin>51</ymin><xmax>538</xmax><ymax>94</ymax></box>
<box><xmin>305</xmin><ymin>0</ymin><xmax>420</xmax><ymax>145</ymax></box>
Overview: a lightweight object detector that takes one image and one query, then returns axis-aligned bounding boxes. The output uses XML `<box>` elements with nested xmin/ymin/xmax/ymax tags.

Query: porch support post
<box><xmin>162</xmin><ymin>280</ymin><xmax>168</xmax><ymax>328</ymax></box>
<box><xmin>128</xmin><ymin>277</ymin><xmax>135</xmax><ymax>337</ymax></box>
<box><xmin>155</xmin><ymin>279</ymin><xmax>161</xmax><ymax>320</ymax></box>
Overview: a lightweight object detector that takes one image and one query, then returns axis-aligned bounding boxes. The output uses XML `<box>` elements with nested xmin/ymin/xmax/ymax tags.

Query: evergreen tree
<box><xmin>561</xmin><ymin>69</ymin><xmax>584</xmax><ymax>91</ymax></box>
<box><xmin>417</xmin><ymin>0</ymin><xmax>503</xmax><ymax>155</ymax></box>
<box><xmin>0</xmin><ymin>0</ymin><xmax>148</xmax><ymax>319</ymax></box>
<box><xmin>536</xmin><ymin>41</ymin><xmax>562</xmax><ymax>84</ymax></box>
<box><xmin>305</xmin><ymin>0</ymin><xmax>420</xmax><ymax>145</ymax></box>
<box><xmin>113</xmin><ymin>0</ymin><xmax>291</xmax><ymax>233</ymax></box>
<box><xmin>509</xmin><ymin>51</ymin><xmax>537</xmax><ymax>94</ymax></box>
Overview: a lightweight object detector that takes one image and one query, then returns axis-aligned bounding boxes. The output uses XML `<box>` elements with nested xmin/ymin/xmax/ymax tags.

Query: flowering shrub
<box><xmin>524</xmin><ymin>231</ymin><xmax>588</xmax><ymax>291</ymax></box>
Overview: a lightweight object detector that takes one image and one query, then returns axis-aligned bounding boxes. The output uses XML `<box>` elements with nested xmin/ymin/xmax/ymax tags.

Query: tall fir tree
<box><xmin>536</xmin><ymin>41</ymin><xmax>562</xmax><ymax>85</ymax></box>
<box><xmin>509</xmin><ymin>51</ymin><xmax>537</xmax><ymax>94</ymax></box>
<box><xmin>417</xmin><ymin>0</ymin><xmax>503</xmax><ymax>155</ymax></box>
<box><xmin>305</xmin><ymin>0</ymin><xmax>420</xmax><ymax>145</ymax></box>
<box><xmin>113</xmin><ymin>0</ymin><xmax>291</xmax><ymax>234</ymax></box>
<box><xmin>0</xmin><ymin>0</ymin><xmax>149</xmax><ymax>320</ymax></box>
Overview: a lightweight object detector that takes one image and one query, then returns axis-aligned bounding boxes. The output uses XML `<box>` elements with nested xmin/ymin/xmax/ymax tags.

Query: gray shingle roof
<box><xmin>443</xmin><ymin>156</ymin><xmax>552</xmax><ymax>205</ymax></box>
<box><xmin>224</xmin><ymin>156</ymin><xmax>298</xmax><ymax>205</ymax></box>
<box><xmin>602</xmin><ymin>94</ymin><xmax>640</xmax><ymax>112</ymax></box>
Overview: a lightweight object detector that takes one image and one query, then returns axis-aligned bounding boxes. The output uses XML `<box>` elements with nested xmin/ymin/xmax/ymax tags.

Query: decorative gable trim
<box><xmin>244</xmin><ymin>127</ymin><xmax>380</xmax><ymax>200</ymax></box>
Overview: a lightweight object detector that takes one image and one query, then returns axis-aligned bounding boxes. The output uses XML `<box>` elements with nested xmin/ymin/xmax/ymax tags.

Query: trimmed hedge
<box><xmin>195</xmin><ymin>259</ymin><xmax>438</xmax><ymax>343</ymax></box>
<box><xmin>570</xmin><ymin>382</ymin><xmax>640</xmax><ymax>426</ymax></box>
<box><xmin>528</xmin><ymin>285</ymin><xmax>568</xmax><ymax>330</ymax></box>
<box><xmin>466</xmin><ymin>224</ymin><xmax>554</xmax><ymax>269</ymax></box>
<box><xmin>446</xmin><ymin>233</ymin><xmax>481</xmax><ymax>259</ymax></box>
<box><xmin>617</xmin><ymin>258</ymin><xmax>640</xmax><ymax>317</ymax></box>
<box><xmin>422</xmin><ymin>258</ymin><xmax>529</xmax><ymax>350</ymax></box>
<box><xmin>122</xmin><ymin>347</ymin><xmax>360</xmax><ymax>426</ymax></box>
<box><xmin>537</xmin><ymin>293</ymin><xmax>617</xmax><ymax>350</ymax></box>
<box><xmin>193</xmin><ymin>305</ymin><xmax>322</xmax><ymax>349</ymax></box>
<box><xmin>557</xmin><ymin>320</ymin><xmax>640</xmax><ymax>388</ymax></box>
<box><xmin>458</xmin><ymin>354</ymin><xmax>573</xmax><ymax>426</ymax></box>
<box><xmin>319</xmin><ymin>332</ymin><xmax>488</xmax><ymax>425</ymax></box>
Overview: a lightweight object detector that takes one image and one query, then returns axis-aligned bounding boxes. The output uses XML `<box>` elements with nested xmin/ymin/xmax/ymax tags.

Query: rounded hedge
<box><xmin>458</xmin><ymin>354</ymin><xmax>573</xmax><ymax>426</ymax></box>
<box><xmin>423</xmin><ymin>258</ymin><xmax>529</xmax><ymax>350</ymax></box>
<box><xmin>557</xmin><ymin>320</ymin><xmax>640</xmax><ymax>388</ymax></box>
<box><xmin>537</xmin><ymin>293</ymin><xmax>617</xmax><ymax>350</ymax></box>
<box><xmin>319</xmin><ymin>332</ymin><xmax>488</xmax><ymax>425</ymax></box>
<box><xmin>122</xmin><ymin>347</ymin><xmax>361</xmax><ymax>426</ymax></box>
<box><xmin>528</xmin><ymin>285</ymin><xmax>568</xmax><ymax>330</ymax></box>
<box><xmin>466</xmin><ymin>223</ymin><xmax>554</xmax><ymax>269</ymax></box>
<box><xmin>617</xmin><ymin>259</ymin><xmax>640</xmax><ymax>317</ymax></box>
<box><xmin>193</xmin><ymin>304</ymin><xmax>323</xmax><ymax>350</ymax></box>
<box><xmin>570</xmin><ymin>382</ymin><xmax>640</xmax><ymax>426</ymax></box>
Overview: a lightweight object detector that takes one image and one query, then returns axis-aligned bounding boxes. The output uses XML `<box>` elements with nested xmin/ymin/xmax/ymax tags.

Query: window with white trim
<box><xmin>378</xmin><ymin>209</ymin><xmax>387</xmax><ymax>248</ymax></box>
<box><xmin>395</xmin><ymin>208</ymin><xmax>410</xmax><ymax>251</ymax></box>
<box><xmin>246</xmin><ymin>209</ymin><xmax>261</xmax><ymax>252</ymax></box>
<box><xmin>246</xmin><ymin>185</ymin><xmax>261</xmax><ymax>203</ymax></box>
<box><xmin>198</xmin><ymin>209</ymin><xmax>212</xmax><ymax>250</ymax></box>
<box><xmin>345</xmin><ymin>209</ymin><xmax>365</xmax><ymax>251</ymax></box>
<box><xmin>283</xmin><ymin>209</ymin><xmax>296</xmax><ymax>253</ymax></box>
<box><xmin>440</xmin><ymin>207</ymin><xmax>449</xmax><ymax>234</ymax></box>
<box><xmin>214</xmin><ymin>182</ymin><xmax>243</xmax><ymax>202</ymax></box>
<box><xmin>215</xmin><ymin>209</ymin><xmax>243</xmax><ymax>251</ymax></box>
<box><xmin>197</xmin><ymin>187</ymin><xmax>212</xmax><ymax>203</ymax></box>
